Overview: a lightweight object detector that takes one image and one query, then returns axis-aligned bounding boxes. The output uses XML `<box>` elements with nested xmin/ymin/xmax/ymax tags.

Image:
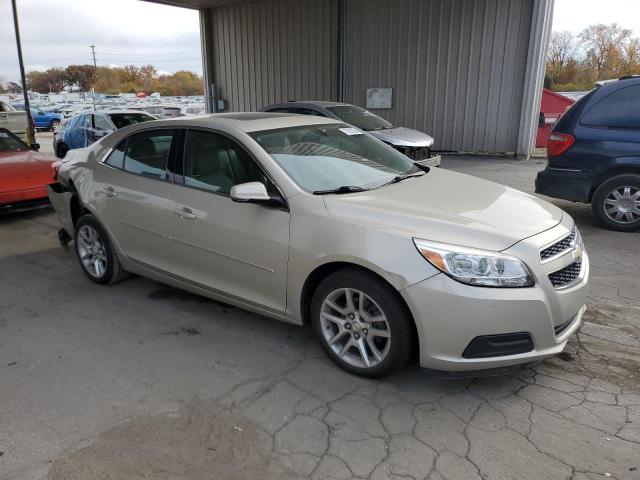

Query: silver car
<box><xmin>48</xmin><ymin>113</ymin><xmax>589</xmax><ymax>378</ymax></box>
<box><xmin>263</xmin><ymin>101</ymin><xmax>439</xmax><ymax>166</ymax></box>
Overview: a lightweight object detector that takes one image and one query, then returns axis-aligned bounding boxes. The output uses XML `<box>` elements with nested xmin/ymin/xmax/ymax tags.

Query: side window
<box><xmin>94</xmin><ymin>114</ymin><xmax>113</xmax><ymax>131</ymax></box>
<box><xmin>105</xmin><ymin>140</ymin><xmax>126</xmax><ymax>169</ymax></box>
<box><xmin>297</xmin><ymin>108</ymin><xmax>324</xmax><ymax>116</ymax></box>
<box><xmin>182</xmin><ymin>130</ymin><xmax>270</xmax><ymax>195</ymax></box>
<box><xmin>122</xmin><ymin>129</ymin><xmax>175</xmax><ymax>180</ymax></box>
<box><xmin>581</xmin><ymin>85</ymin><xmax>640</xmax><ymax>129</ymax></box>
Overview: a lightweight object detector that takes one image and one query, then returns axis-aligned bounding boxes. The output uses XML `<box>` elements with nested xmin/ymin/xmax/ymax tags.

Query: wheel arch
<box><xmin>590</xmin><ymin>165</ymin><xmax>640</xmax><ymax>200</ymax></box>
<box><xmin>299</xmin><ymin>261</ymin><xmax>419</xmax><ymax>359</ymax></box>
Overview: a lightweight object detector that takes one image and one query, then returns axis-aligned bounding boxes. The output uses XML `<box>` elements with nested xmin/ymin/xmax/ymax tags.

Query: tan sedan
<box><xmin>48</xmin><ymin>113</ymin><xmax>589</xmax><ymax>377</ymax></box>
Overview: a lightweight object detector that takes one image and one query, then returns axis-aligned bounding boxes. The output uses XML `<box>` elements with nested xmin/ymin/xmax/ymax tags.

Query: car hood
<box><xmin>323</xmin><ymin>168</ymin><xmax>563</xmax><ymax>252</ymax></box>
<box><xmin>368</xmin><ymin>127</ymin><xmax>434</xmax><ymax>147</ymax></box>
<box><xmin>0</xmin><ymin>151</ymin><xmax>57</xmax><ymax>192</ymax></box>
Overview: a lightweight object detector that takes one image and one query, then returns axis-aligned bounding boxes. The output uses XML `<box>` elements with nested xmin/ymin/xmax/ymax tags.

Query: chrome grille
<box><xmin>397</xmin><ymin>146</ymin><xmax>431</xmax><ymax>161</ymax></box>
<box><xmin>548</xmin><ymin>260</ymin><xmax>582</xmax><ymax>288</ymax></box>
<box><xmin>540</xmin><ymin>227</ymin><xmax>576</xmax><ymax>262</ymax></box>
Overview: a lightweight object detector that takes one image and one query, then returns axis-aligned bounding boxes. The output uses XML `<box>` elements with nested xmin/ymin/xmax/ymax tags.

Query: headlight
<box><xmin>413</xmin><ymin>239</ymin><xmax>534</xmax><ymax>288</ymax></box>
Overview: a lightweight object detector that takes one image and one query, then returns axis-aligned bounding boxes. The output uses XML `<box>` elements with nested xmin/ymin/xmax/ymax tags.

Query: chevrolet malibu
<box><xmin>48</xmin><ymin>113</ymin><xmax>589</xmax><ymax>378</ymax></box>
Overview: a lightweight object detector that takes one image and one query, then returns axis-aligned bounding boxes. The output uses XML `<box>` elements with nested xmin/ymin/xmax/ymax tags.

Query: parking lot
<box><xmin>1</xmin><ymin>153</ymin><xmax>639</xmax><ymax>480</ymax></box>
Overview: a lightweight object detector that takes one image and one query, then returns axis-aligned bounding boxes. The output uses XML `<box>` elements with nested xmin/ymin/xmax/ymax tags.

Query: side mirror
<box><xmin>230</xmin><ymin>182</ymin><xmax>271</xmax><ymax>203</ymax></box>
<box><xmin>31</xmin><ymin>143</ymin><xmax>40</xmax><ymax>151</ymax></box>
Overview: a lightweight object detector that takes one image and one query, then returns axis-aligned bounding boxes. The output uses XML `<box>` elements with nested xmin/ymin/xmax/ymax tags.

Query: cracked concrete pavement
<box><xmin>1</xmin><ymin>155</ymin><xmax>639</xmax><ymax>480</ymax></box>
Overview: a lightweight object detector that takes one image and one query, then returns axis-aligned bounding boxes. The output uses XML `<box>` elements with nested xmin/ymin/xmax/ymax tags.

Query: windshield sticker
<box><xmin>339</xmin><ymin>127</ymin><xmax>363</xmax><ymax>136</ymax></box>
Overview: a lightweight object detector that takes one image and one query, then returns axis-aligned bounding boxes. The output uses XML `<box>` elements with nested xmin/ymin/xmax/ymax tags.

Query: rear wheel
<box><xmin>74</xmin><ymin>214</ymin><xmax>129</xmax><ymax>284</ymax></box>
<box><xmin>311</xmin><ymin>269</ymin><xmax>413</xmax><ymax>378</ymax></box>
<box><xmin>592</xmin><ymin>174</ymin><xmax>640</xmax><ymax>231</ymax></box>
<box><xmin>49</xmin><ymin>119</ymin><xmax>60</xmax><ymax>131</ymax></box>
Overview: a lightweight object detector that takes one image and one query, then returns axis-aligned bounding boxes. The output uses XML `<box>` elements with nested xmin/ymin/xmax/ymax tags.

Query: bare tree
<box><xmin>546</xmin><ymin>31</ymin><xmax>577</xmax><ymax>84</ymax></box>
<box><xmin>579</xmin><ymin>23</ymin><xmax>632</xmax><ymax>80</ymax></box>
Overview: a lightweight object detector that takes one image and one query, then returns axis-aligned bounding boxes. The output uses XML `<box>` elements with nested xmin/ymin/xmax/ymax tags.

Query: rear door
<box><xmin>92</xmin><ymin>128</ymin><xmax>177</xmax><ymax>271</ymax></box>
<box><xmin>168</xmin><ymin>128</ymin><xmax>290</xmax><ymax>314</ymax></box>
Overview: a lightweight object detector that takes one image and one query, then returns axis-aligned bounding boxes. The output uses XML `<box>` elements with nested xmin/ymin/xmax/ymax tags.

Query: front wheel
<box><xmin>50</xmin><ymin>119</ymin><xmax>60</xmax><ymax>131</ymax></box>
<box><xmin>311</xmin><ymin>269</ymin><xmax>414</xmax><ymax>378</ymax></box>
<box><xmin>74</xmin><ymin>214</ymin><xmax>129</xmax><ymax>284</ymax></box>
<box><xmin>592</xmin><ymin>174</ymin><xmax>640</xmax><ymax>231</ymax></box>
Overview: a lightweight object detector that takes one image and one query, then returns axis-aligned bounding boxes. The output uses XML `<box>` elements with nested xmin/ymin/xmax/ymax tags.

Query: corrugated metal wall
<box><xmin>344</xmin><ymin>0</ymin><xmax>534</xmax><ymax>153</ymax></box>
<box><xmin>209</xmin><ymin>0</ymin><xmax>339</xmax><ymax>111</ymax></box>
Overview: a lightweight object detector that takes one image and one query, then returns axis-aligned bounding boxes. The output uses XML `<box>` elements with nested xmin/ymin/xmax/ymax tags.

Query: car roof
<box><xmin>154</xmin><ymin>112</ymin><xmax>342</xmax><ymax>132</ymax></box>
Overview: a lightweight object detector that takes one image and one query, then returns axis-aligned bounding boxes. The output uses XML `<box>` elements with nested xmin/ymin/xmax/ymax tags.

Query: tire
<box><xmin>591</xmin><ymin>174</ymin><xmax>640</xmax><ymax>232</ymax></box>
<box><xmin>311</xmin><ymin>268</ymin><xmax>414</xmax><ymax>378</ymax></box>
<box><xmin>56</xmin><ymin>143</ymin><xmax>69</xmax><ymax>159</ymax></box>
<box><xmin>74</xmin><ymin>214</ymin><xmax>129</xmax><ymax>285</ymax></box>
<box><xmin>49</xmin><ymin>119</ymin><xmax>60</xmax><ymax>131</ymax></box>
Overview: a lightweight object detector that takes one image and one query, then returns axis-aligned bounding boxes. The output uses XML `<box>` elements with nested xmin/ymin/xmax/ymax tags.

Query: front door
<box><xmin>169</xmin><ymin>129</ymin><xmax>290</xmax><ymax>315</ymax></box>
<box><xmin>92</xmin><ymin>128</ymin><xmax>177</xmax><ymax>271</ymax></box>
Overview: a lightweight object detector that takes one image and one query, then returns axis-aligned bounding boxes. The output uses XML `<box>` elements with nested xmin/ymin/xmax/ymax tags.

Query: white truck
<box><xmin>0</xmin><ymin>101</ymin><xmax>28</xmax><ymax>141</ymax></box>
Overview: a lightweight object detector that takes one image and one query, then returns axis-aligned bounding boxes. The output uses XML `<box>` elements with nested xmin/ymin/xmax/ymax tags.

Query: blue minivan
<box><xmin>536</xmin><ymin>77</ymin><xmax>640</xmax><ymax>231</ymax></box>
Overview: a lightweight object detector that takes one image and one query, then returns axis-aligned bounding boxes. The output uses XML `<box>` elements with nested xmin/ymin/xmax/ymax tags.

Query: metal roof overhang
<box><xmin>141</xmin><ymin>0</ymin><xmax>250</xmax><ymax>8</ymax></box>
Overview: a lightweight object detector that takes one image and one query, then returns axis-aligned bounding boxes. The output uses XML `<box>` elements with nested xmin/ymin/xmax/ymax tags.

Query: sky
<box><xmin>0</xmin><ymin>0</ymin><xmax>201</xmax><ymax>83</ymax></box>
<box><xmin>2</xmin><ymin>0</ymin><xmax>640</xmax><ymax>85</ymax></box>
<box><xmin>552</xmin><ymin>0</ymin><xmax>640</xmax><ymax>35</ymax></box>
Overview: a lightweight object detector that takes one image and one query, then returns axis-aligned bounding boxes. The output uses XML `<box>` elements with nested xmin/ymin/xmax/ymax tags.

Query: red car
<box><xmin>0</xmin><ymin>128</ymin><xmax>57</xmax><ymax>212</ymax></box>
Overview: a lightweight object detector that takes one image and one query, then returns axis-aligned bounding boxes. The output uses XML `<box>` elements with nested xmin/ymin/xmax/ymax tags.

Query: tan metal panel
<box><xmin>344</xmin><ymin>0</ymin><xmax>534</xmax><ymax>154</ymax></box>
<box><xmin>209</xmin><ymin>0</ymin><xmax>339</xmax><ymax>112</ymax></box>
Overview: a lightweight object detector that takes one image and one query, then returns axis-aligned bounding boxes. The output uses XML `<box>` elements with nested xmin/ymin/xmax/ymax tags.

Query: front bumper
<box><xmin>401</xmin><ymin>219</ymin><xmax>589</xmax><ymax>371</ymax></box>
<box><xmin>0</xmin><ymin>187</ymin><xmax>50</xmax><ymax>213</ymax></box>
<box><xmin>535</xmin><ymin>167</ymin><xmax>594</xmax><ymax>203</ymax></box>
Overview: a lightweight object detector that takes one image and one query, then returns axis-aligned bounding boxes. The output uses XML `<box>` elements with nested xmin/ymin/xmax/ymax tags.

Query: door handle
<box><xmin>173</xmin><ymin>207</ymin><xmax>196</xmax><ymax>219</ymax></box>
<box><xmin>101</xmin><ymin>186</ymin><xmax>117</xmax><ymax>198</ymax></box>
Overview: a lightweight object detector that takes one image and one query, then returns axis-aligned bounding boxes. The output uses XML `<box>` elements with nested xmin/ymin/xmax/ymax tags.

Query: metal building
<box><xmin>146</xmin><ymin>0</ymin><xmax>554</xmax><ymax>156</ymax></box>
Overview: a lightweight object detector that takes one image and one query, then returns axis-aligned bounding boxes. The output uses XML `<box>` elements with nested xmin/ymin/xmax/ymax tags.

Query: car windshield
<box><xmin>0</xmin><ymin>130</ymin><xmax>30</xmax><ymax>152</ymax></box>
<box><xmin>326</xmin><ymin>105</ymin><xmax>392</xmax><ymax>131</ymax></box>
<box><xmin>250</xmin><ymin>124</ymin><xmax>417</xmax><ymax>193</ymax></box>
<box><xmin>107</xmin><ymin>113</ymin><xmax>154</xmax><ymax>129</ymax></box>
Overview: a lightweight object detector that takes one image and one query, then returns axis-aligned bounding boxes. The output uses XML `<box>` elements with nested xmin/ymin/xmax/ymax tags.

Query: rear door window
<box><xmin>581</xmin><ymin>85</ymin><xmax>640</xmax><ymax>129</ymax></box>
<box><xmin>94</xmin><ymin>114</ymin><xmax>113</xmax><ymax>131</ymax></box>
<box><xmin>113</xmin><ymin>129</ymin><xmax>176</xmax><ymax>180</ymax></box>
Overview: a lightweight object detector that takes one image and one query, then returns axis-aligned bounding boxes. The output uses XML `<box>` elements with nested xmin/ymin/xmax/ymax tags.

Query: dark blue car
<box><xmin>536</xmin><ymin>77</ymin><xmax>640</xmax><ymax>231</ymax></box>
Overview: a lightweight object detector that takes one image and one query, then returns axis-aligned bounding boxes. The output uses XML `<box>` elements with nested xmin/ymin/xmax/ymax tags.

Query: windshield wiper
<box><xmin>313</xmin><ymin>185</ymin><xmax>370</xmax><ymax>195</ymax></box>
<box><xmin>383</xmin><ymin>171</ymin><xmax>425</xmax><ymax>187</ymax></box>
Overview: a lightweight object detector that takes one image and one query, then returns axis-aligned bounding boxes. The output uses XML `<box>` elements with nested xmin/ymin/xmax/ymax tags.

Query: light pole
<box><xmin>10</xmin><ymin>0</ymin><xmax>36</xmax><ymax>147</ymax></box>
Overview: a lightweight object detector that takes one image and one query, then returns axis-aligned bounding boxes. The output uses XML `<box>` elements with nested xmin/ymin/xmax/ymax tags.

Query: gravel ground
<box><xmin>1</xmin><ymin>154</ymin><xmax>639</xmax><ymax>480</ymax></box>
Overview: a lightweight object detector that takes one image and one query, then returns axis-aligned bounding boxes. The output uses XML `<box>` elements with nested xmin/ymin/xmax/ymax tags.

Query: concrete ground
<box><xmin>1</xmin><ymin>152</ymin><xmax>639</xmax><ymax>480</ymax></box>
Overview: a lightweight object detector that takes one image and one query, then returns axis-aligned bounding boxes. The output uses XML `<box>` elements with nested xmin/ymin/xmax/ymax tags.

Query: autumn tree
<box><xmin>64</xmin><ymin>65</ymin><xmax>96</xmax><ymax>91</ymax></box>
<box><xmin>24</xmin><ymin>64</ymin><xmax>204</xmax><ymax>96</ymax></box>
<box><xmin>26</xmin><ymin>68</ymin><xmax>67</xmax><ymax>93</ymax></box>
<box><xmin>621</xmin><ymin>37</ymin><xmax>640</xmax><ymax>76</ymax></box>
<box><xmin>579</xmin><ymin>23</ymin><xmax>632</xmax><ymax>80</ymax></box>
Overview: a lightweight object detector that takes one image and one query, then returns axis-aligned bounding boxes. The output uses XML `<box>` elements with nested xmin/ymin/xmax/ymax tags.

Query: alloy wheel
<box><xmin>320</xmin><ymin>288</ymin><xmax>391</xmax><ymax>369</ymax></box>
<box><xmin>76</xmin><ymin>225</ymin><xmax>108</xmax><ymax>278</ymax></box>
<box><xmin>603</xmin><ymin>186</ymin><xmax>640</xmax><ymax>224</ymax></box>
